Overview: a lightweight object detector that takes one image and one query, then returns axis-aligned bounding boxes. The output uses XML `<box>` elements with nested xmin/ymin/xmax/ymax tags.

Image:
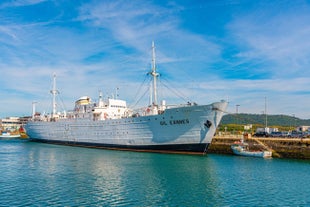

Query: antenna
<box><xmin>115</xmin><ymin>87</ymin><xmax>119</xmax><ymax>98</ymax></box>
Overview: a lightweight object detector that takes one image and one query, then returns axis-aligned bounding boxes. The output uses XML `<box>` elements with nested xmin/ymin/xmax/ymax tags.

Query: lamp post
<box><xmin>235</xmin><ymin>104</ymin><xmax>240</xmax><ymax>133</ymax></box>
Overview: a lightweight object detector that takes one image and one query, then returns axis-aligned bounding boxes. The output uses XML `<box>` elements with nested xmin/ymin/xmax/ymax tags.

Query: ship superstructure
<box><xmin>25</xmin><ymin>42</ymin><xmax>228</xmax><ymax>154</ymax></box>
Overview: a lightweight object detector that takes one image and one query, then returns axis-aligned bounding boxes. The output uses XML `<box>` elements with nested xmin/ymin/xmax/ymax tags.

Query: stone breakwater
<box><xmin>209</xmin><ymin>135</ymin><xmax>310</xmax><ymax>159</ymax></box>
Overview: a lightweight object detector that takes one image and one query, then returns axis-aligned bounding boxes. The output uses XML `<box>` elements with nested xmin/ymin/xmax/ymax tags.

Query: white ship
<box><xmin>25</xmin><ymin>42</ymin><xmax>228</xmax><ymax>155</ymax></box>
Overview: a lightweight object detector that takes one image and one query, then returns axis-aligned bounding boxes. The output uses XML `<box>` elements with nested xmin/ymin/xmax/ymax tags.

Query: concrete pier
<box><xmin>209</xmin><ymin>135</ymin><xmax>310</xmax><ymax>159</ymax></box>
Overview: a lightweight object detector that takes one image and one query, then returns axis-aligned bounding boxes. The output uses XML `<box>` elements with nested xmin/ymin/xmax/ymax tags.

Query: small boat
<box><xmin>0</xmin><ymin>132</ymin><xmax>21</xmax><ymax>139</ymax></box>
<box><xmin>19</xmin><ymin>126</ymin><xmax>29</xmax><ymax>139</ymax></box>
<box><xmin>231</xmin><ymin>141</ymin><xmax>272</xmax><ymax>158</ymax></box>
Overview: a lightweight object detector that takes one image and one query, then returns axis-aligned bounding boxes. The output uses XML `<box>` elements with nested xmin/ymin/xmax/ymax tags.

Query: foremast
<box><xmin>50</xmin><ymin>73</ymin><xmax>58</xmax><ymax>118</ymax></box>
<box><xmin>148</xmin><ymin>41</ymin><xmax>160</xmax><ymax>115</ymax></box>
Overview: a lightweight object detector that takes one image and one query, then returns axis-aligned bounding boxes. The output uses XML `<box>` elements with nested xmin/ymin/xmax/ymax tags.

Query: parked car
<box><xmin>253</xmin><ymin>132</ymin><xmax>269</xmax><ymax>137</ymax></box>
<box><xmin>304</xmin><ymin>132</ymin><xmax>310</xmax><ymax>138</ymax></box>
<box><xmin>281</xmin><ymin>131</ymin><xmax>290</xmax><ymax>137</ymax></box>
<box><xmin>270</xmin><ymin>131</ymin><xmax>283</xmax><ymax>137</ymax></box>
<box><xmin>288</xmin><ymin>131</ymin><xmax>304</xmax><ymax>138</ymax></box>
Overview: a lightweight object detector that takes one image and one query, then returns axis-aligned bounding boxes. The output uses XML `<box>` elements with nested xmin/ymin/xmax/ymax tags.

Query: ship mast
<box><xmin>51</xmin><ymin>73</ymin><xmax>58</xmax><ymax>118</ymax></box>
<box><xmin>32</xmin><ymin>101</ymin><xmax>37</xmax><ymax>119</ymax></box>
<box><xmin>150</xmin><ymin>41</ymin><xmax>159</xmax><ymax>106</ymax></box>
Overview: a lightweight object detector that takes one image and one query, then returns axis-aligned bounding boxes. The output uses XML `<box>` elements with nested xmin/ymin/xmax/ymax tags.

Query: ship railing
<box><xmin>130</xmin><ymin>102</ymin><xmax>196</xmax><ymax>117</ymax></box>
<box><xmin>164</xmin><ymin>102</ymin><xmax>197</xmax><ymax>109</ymax></box>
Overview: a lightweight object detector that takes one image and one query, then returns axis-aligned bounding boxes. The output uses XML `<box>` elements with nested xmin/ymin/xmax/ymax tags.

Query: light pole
<box><xmin>235</xmin><ymin>104</ymin><xmax>240</xmax><ymax>134</ymax></box>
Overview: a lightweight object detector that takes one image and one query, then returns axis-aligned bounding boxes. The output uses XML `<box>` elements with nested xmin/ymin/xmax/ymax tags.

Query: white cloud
<box><xmin>77</xmin><ymin>1</ymin><xmax>221</xmax><ymax>63</ymax></box>
<box><xmin>227</xmin><ymin>2</ymin><xmax>310</xmax><ymax>78</ymax></box>
<box><xmin>197</xmin><ymin>77</ymin><xmax>310</xmax><ymax>118</ymax></box>
<box><xmin>0</xmin><ymin>0</ymin><xmax>47</xmax><ymax>8</ymax></box>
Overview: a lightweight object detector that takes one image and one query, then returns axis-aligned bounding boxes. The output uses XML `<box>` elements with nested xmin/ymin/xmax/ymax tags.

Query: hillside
<box><xmin>221</xmin><ymin>113</ymin><xmax>310</xmax><ymax>127</ymax></box>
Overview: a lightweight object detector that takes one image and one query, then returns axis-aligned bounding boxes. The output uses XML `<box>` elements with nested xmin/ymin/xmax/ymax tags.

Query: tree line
<box><xmin>219</xmin><ymin>113</ymin><xmax>310</xmax><ymax>133</ymax></box>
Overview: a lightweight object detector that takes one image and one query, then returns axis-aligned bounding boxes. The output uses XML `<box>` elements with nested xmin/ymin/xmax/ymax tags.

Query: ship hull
<box><xmin>28</xmin><ymin>138</ymin><xmax>209</xmax><ymax>154</ymax></box>
<box><xmin>26</xmin><ymin>101</ymin><xmax>227</xmax><ymax>155</ymax></box>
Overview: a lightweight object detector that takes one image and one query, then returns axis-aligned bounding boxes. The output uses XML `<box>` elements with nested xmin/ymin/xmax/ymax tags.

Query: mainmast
<box><xmin>32</xmin><ymin>101</ymin><xmax>37</xmax><ymax>119</ymax></box>
<box><xmin>150</xmin><ymin>41</ymin><xmax>159</xmax><ymax>105</ymax></box>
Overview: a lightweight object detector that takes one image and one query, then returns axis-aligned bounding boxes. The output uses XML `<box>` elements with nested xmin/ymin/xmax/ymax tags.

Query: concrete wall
<box><xmin>209</xmin><ymin>135</ymin><xmax>310</xmax><ymax>159</ymax></box>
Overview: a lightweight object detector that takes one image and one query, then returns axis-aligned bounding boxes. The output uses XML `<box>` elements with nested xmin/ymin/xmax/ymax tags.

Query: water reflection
<box><xmin>1</xmin><ymin>140</ymin><xmax>310</xmax><ymax>206</ymax></box>
<box><xmin>23</xmin><ymin>143</ymin><xmax>224</xmax><ymax>206</ymax></box>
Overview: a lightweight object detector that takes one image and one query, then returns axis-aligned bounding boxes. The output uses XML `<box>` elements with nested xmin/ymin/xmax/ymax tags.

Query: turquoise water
<box><xmin>1</xmin><ymin>139</ymin><xmax>310</xmax><ymax>206</ymax></box>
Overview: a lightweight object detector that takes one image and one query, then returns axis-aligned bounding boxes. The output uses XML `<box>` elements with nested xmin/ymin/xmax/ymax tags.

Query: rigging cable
<box><xmin>129</xmin><ymin>74</ymin><xmax>150</xmax><ymax>108</ymax></box>
<box><xmin>160</xmin><ymin>76</ymin><xmax>192</xmax><ymax>103</ymax></box>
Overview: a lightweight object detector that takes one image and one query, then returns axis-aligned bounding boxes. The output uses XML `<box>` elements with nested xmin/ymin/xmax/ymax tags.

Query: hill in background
<box><xmin>221</xmin><ymin>113</ymin><xmax>310</xmax><ymax>127</ymax></box>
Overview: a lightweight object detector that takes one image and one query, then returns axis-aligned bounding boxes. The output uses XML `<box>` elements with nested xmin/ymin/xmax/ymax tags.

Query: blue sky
<box><xmin>1</xmin><ymin>0</ymin><xmax>310</xmax><ymax>119</ymax></box>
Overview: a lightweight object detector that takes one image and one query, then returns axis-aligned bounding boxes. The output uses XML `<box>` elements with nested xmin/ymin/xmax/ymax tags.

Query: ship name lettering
<box><xmin>160</xmin><ymin>119</ymin><xmax>190</xmax><ymax>126</ymax></box>
<box><xmin>160</xmin><ymin>121</ymin><xmax>168</xmax><ymax>125</ymax></box>
<box><xmin>169</xmin><ymin>119</ymin><xmax>190</xmax><ymax>125</ymax></box>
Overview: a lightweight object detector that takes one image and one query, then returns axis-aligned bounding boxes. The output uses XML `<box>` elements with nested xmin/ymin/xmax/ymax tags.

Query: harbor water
<box><xmin>1</xmin><ymin>139</ymin><xmax>310</xmax><ymax>206</ymax></box>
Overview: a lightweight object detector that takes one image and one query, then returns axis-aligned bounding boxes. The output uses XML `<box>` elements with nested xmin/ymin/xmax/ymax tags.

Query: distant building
<box><xmin>256</xmin><ymin>127</ymin><xmax>278</xmax><ymax>133</ymax></box>
<box><xmin>296</xmin><ymin>126</ymin><xmax>310</xmax><ymax>132</ymax></box>
<box><xmin>244</xmin><ymin>124</ymin><xmax>252</xmax><ymax>130</ymax></box>
<box><xmin>0</xmin><ymin>116</ymin><xmax>30</xmax><ymax>131</ymax></box>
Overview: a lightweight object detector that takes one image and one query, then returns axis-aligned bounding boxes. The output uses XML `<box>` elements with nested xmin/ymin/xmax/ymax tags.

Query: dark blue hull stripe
<box><xmin>30</xmin><ymin>138</ymin><xmax>210</xmax><ymax>155</ymax></box>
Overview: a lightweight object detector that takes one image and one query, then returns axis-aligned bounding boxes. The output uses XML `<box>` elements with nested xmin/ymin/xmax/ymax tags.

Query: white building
<box><xmin>0</xmin><ymin>117</ymin><xmax>29</xmax><ymax>131</ymax></box>
<box><xmin>256</xmin><ymin>127</ymin><xmax>278</xmax><ymax>133</ymax></box>
<box><xmin>296</xmin><ymin>126</ymin><xmax>310</xmax><ymax>132</ymax></box>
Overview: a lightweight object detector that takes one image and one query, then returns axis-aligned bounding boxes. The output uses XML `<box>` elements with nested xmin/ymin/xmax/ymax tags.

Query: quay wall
<box><xmin>209</xmin><ymin>135</ymin><xmax>310</xmax><ymax>159</ymax></box>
